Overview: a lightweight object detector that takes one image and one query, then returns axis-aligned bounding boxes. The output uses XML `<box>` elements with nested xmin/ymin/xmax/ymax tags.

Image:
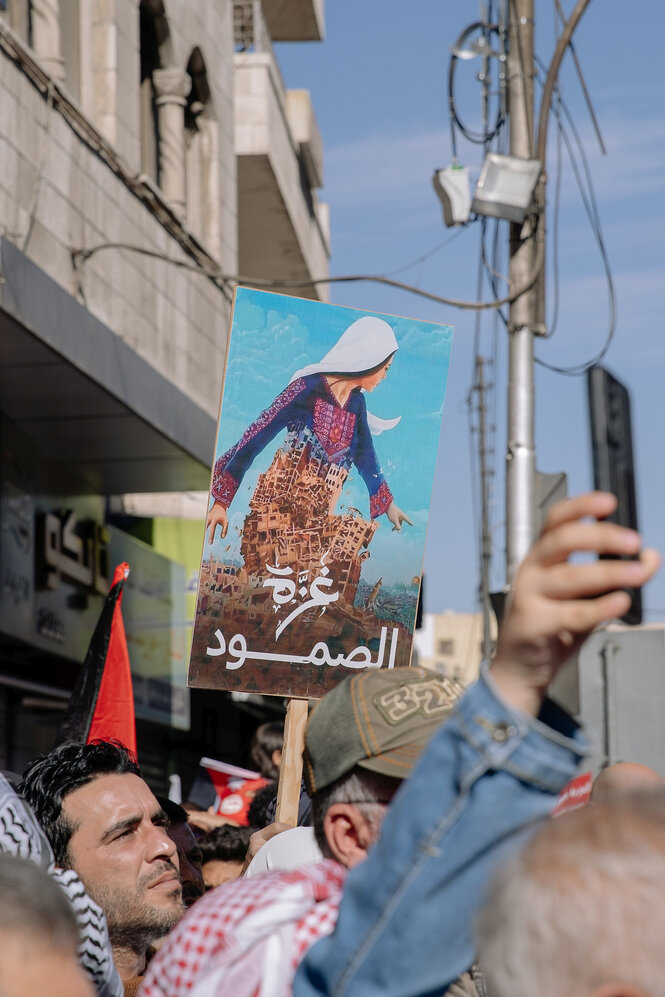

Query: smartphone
<box><xmin>587</xmin><ymin>365</ymin><xmax>641</xmax><ymax>625</ymax></box>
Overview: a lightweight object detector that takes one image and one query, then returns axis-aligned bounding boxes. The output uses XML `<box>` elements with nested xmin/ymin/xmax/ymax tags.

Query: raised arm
<box><xmin>294</xmin><ymin>492</ymin><xmax>660</xmax><ymax>997</ymax></box>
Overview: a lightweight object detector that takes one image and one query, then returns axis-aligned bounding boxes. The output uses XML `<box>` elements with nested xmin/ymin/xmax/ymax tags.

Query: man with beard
<box><xmin>20</xmin><ymin>741</ymin><xmax>185</xmax><ymax>996</ymax></box>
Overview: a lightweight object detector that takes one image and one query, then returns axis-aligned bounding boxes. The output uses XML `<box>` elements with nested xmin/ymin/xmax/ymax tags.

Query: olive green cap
<box><xmin>303</xmin><ymin>667</ymin><xmax>465</xmax><ymax>795</ymax></box>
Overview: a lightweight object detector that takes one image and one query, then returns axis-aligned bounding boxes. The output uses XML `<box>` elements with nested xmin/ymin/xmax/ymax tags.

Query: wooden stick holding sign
<box><xmin>275</xmin><ymin>697</ymin><xmax>309</xmax><ymax>827</ymax></box>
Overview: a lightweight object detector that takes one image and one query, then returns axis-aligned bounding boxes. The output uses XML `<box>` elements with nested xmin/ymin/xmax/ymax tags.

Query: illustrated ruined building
<box><xmin>241</xmin><ymin>436</ymin><xmax>377</xmax><ymax>605</ymax></box>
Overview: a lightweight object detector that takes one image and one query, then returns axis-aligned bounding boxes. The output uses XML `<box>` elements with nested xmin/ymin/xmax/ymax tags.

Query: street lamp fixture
<box><xmin>471</xmin><ymin>152</ymin><xmax>541</xmax><ymax>224</ymax></box>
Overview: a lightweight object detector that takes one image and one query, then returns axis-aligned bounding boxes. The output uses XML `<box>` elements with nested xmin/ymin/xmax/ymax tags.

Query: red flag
<box><xmin>201</xmin><ymin>757</ymin><xmax>268</xmax><ymax>825</ymax></box>
<box><xmin>55</xmin><ymin>563</ymin><xmax>136</xmax><ymax>757</ymax></box>
<box><xmin>87</xmin><ymin>563</ymin><xmax>136</xmax><ymax>755</ymax></box>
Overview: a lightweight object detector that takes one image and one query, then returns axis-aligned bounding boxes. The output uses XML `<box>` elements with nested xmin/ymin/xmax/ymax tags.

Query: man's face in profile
<box><xmin>62</xmin><ymin>772</ymin><xmax>185</xmax><ymax>945</ymax></box>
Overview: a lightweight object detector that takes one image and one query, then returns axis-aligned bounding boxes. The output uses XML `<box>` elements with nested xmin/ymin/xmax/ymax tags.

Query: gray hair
<box><xmin>476</xmin><ymin>789</ymin><xmax>665</xmax><ymax>997</ymax></box>
<box><xmin>0</xmin><ymin>853</ymin><xmax>80</xmax><ymax>950</ymax></box>
<box><xmin>312</xmin><ymin>766</ymin><xmax>400</xmax><ymax>859</ymax></box>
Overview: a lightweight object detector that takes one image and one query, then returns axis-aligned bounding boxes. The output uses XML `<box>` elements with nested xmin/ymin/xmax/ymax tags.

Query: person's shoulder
<box><xmin>283</xmin><ymin>374</ymin><xmax>317</xmax><ymax>397</ymax></box>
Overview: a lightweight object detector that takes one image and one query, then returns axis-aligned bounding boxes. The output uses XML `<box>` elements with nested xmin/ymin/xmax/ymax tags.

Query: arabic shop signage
<box><xmin>0</xmin><ymin>486</ymin><xmax>108</xmax><ymax>662</ymax></box>
<box><xmin>37</xmin><ymin>509</ymin><xmax>109</xmax><ymax>596</ymax></box>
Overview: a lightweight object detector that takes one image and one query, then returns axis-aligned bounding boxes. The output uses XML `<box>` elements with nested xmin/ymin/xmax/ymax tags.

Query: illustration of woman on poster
<box><xmin>206</xmin><ymin>316</ymin><xmax>412</xmax><ymax>583</ymax></box>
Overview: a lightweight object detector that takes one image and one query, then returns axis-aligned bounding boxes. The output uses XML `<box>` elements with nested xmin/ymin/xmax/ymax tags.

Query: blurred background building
<box><xmin>0</xmin><ymin>0</ymin><xmax>329</xmax><ymax>790</ymax></box>
<box><xmin>414</xmin><ymin>611</ymin><xmax>495</xmax><ymax>686</ymax></box>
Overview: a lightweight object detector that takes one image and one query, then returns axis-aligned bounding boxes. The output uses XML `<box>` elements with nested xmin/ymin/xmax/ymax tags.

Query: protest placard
<box><xmin>189</xmin><ymin>288</ymin><xmax>453</xmax><ymax>701</ymax></box>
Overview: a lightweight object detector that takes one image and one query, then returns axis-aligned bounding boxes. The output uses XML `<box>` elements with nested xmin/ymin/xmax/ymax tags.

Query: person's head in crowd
<box><xmin>304</xmin><ymin>667</ymin><xmax>464</xmax><ymax>867</ymax></box>
<box><xmin>0</xmin><ymin>853</ymin><xmax>94</xmax><ymax>997</ymax></box>
<box><xmin>19</xmin><ymin>740</ymin><xmax>185</xmax><ymax>983</ymax></box>
<box><xmin>477</xmin><ymin>788</ymin><xmax>665</xmax><ymax>997</ymax></box>
<box><xmin>589</xmin><ymin>761</ymin><xmax>664</xmax><ymax>803</ymax></box>
<box><xmin>157</xmin><ymin>796</ymin><xmax>204</xmax><ymax>907</ymax></box>
<box><xmin>250</xmin><ymin>722</ymin><xmax>284</xmax><ymax>780</ymax></box>
<box><xmin>247</xmin><ymin>781</ymin><xmax>278</xmax><ymax>829</ymax></box>
<box><xmin>198</xmin><ymin>824</ymin><xmax>253</xmax><ymax>889</ymax></box>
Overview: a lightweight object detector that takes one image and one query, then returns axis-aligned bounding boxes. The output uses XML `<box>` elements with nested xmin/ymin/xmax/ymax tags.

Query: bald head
<box><xmin>477</xmin><ymin>789</ymin><xmax>665</xmax><ymax>997</ymax></box>
<box><xmin>590</xmin><ymin>762</ymin><xmax>664</xmax><ymax>803</ymax></box>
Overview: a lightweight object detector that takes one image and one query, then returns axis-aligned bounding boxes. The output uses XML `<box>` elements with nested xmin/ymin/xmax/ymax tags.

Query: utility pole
<box><xmin>474</xmin><ymin>355</ymin><xmax>494</xmax><ymax>660</ymax></box>
<box><xmin>505</xmin><ymin>0</ymin><xmax>537</xmax><ymax>586</ymax></box>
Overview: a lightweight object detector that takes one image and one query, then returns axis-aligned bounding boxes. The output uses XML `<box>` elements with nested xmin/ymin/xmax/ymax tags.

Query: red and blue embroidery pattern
<box><xmin>370</xmin><ymin>479</ymin><xmax>393</xmax><ymax>519</ymax></box>
<box><xmin>212</xmin><ymin>466</ymin><xmax>238</xmax><ymax>506</ymax></box>
<box><xmin>312</xmin><ymin>399</ymin><xmax>356</xmax><ymax>461</ymax></box>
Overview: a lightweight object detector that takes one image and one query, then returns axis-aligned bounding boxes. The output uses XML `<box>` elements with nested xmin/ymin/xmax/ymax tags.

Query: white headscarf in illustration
<box><xmin>289</xmin><ymin>316</ymin><xmax>401</xmax><ymax>436</ymax></box>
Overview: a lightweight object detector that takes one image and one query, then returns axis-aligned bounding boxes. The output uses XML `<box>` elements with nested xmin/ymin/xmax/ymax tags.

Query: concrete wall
<box><xmin>0</xmin><ymin>1</ymin><xmax>235</xmax><ymax>420</ymax></box>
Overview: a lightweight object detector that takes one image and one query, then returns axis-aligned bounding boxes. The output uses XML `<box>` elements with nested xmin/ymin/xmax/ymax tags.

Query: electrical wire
<box><xmin>71</xmin><ymin>239</ymin><xmax>545</xmax><ymax>313</ymax></box>
<box><xmin>544</xmin><ymin>87</ymin><xmax>563</xmax><ymax>341</ymax></box>
<box><xmin>448</xmin><ymin>21</ymin><xmax>506</xmax><ymax>148</ymax></box>
<box><xmin>534</xmin><ymin>64</ymin><xmax>616</xmax><ymax>375</ymax></box>
<box><xmin>383</xmin><ymin>227</ymin><xmax>466</xmax><ymax>278</ymax></box>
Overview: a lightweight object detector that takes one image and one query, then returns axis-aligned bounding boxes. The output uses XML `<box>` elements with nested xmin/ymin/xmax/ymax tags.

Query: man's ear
<box><xmin>323</xmin><ymin>804</ymin><xmax>376</xmax><ymax>869</ymax></box>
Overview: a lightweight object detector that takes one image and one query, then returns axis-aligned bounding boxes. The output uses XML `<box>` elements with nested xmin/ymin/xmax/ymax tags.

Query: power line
<box><xmin>534</xmin><ymin>63</ymin><xmax>616</xmax><ymax>375</ymax></box>
<box><xmin>71</xmin><ymin>238</ymin><xmax>544</xmax><ymax>313</ymax></box>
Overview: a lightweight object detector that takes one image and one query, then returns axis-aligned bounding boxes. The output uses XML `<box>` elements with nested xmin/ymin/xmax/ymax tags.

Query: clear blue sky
<box><xmin>276</xmin><ymin>0</ymin><xmax>665</xmax><ymax>617</ymax></box>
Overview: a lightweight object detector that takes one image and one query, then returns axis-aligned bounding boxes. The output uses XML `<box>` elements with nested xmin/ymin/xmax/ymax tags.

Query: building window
<box><xmin>438</xmin><ymin>639</ymin><xmax>455</xmax><ymax>656</ymax></box>
<box><xmin>185</xmin><ymin>46</ymin><xmax>221</xmax><ymax>256</ymax></box>
<box><xmin>139</xmin><ymin>0</ymin><xmax>169</xmax><ymax>183</ymax></box>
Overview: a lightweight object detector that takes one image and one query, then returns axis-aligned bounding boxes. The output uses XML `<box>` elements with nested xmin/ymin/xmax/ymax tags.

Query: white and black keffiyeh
<box><xmin>0</xmin><ymin>773</ymin><xmax>122</xmax><ymax>997</ymax></box>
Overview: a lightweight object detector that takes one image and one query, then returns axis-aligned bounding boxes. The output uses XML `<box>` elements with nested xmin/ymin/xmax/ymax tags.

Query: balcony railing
<box><xmin>233</xmin><ymin>1</ymin><xmax>273</xmax><ymax>54</ymax></box>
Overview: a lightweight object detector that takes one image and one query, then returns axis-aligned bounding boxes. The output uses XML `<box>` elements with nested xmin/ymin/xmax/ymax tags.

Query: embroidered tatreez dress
<box><xmin>212</xmin><ymin>374</ymin><xmax>394</xmax><ymax>522</ymax></box>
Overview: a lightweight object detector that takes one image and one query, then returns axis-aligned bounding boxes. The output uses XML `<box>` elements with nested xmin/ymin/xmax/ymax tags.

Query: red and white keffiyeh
<box><xmin>139</xmin><ymin>859</ymin><xmax>346</xmax><ymax>997</ymax></box>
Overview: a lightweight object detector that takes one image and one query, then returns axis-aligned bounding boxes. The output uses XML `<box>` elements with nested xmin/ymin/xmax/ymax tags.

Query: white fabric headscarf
<box><xmin>289</xmin><ymin>316</ymin><xmax>400</xmax><ymax>435</ymax></box>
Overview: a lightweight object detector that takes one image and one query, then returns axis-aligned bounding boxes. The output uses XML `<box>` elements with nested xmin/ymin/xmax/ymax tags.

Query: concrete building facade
<box><xmin>0</xmin><ymin>0</ymin><xmax>329</xmax><ymax>787</ymax></box>
<box><xmin>414</xmin><ymin>610</ymin><xmax>496</xmax><ymax>686</ymax></box>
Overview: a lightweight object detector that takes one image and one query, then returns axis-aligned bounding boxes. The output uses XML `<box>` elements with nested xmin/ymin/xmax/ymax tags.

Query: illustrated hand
<box><xmin>490</xmin><ymin>492</ymin><xmax>661</xmax><ymax>717</ymax></box>
<box><xmin>207</xmin><ymin>501</ymin><xmax>228</xmax><ymax>543</ymax></box>
<box><xmin>387</xmin><ymin>501</ymin><xmax>414</xmax><ymax>532</ymax></box>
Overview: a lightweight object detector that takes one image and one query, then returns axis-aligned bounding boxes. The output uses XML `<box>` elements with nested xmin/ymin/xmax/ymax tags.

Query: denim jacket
<box><xmin>294</xmin><ymin>667</ymin><xmax>587</xmax><ymax>997</ymax></box>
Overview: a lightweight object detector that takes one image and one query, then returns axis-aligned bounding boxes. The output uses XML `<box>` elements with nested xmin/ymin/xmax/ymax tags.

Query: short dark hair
<box><xmin>0</xmin><ymin>854</ymin><xmax>79</xmax><ymax>949</ymax></box>
<box><xmin>250</xmin><ymin>722</ymin><xmax>284</xmax><ymax>780</ymax></box>
<box><xmin>198</xmin><ymin>824</ymin><xmax>252</xmax><ymax>864</ymax></box>
<box><xmin>247</xmin><ymin>781</ymin><xmax>278</xmax><ymax>829</ymax></box>
<box><xmin>19</xmin><ymin>740</ymin><xmax>141</xmax><ymax>866</ymax></box>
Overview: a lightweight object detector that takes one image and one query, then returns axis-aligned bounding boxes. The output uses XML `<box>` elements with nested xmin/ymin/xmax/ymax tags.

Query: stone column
<box><xmin>153</xmin><ymin>66</ymin><xmax>191</xmax><ymax>219</ymax></box>
<box><xmin>30</xmin><ymin>0</ymin><xmax>65</xmax><ymax>83</ymax></box>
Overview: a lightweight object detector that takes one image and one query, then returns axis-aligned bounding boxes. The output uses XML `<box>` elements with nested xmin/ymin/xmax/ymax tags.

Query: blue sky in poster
<box><xmin>209</xmin><ymin>288</ymin><xmax>452</xmax><ymax>587</ymax></box>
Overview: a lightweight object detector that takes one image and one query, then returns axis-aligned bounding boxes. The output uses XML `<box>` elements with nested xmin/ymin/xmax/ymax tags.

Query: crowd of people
<box><xmin>2</xmin><ymin>491</ymin><xmax>664</xmax><ymax>997</ymax></box>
